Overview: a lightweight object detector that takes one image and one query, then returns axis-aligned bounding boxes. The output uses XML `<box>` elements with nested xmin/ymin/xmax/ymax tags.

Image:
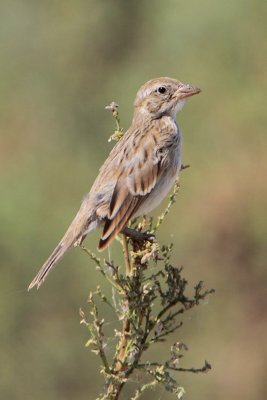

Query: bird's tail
<box><xmin>28</xmin><ymin>238</ymin><xmax>74</xmax><ymax>290</ymax></box>
<box><xmin>28</xmin><ymin>208</ymin><xmax>96</xmax><ymax>290</ymax></box>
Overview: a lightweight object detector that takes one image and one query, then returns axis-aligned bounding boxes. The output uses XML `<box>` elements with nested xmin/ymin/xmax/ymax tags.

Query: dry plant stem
<box><xmin>122</xmin><ymin>235</ymin><xmax>131</xmax><ymax>276</ymax></box>
<box><xmin>115</xmin><ymin>318</ymin><xmax>131</xmax><ymax>371</ymax></box>
<box><xmin>80</xmin><ymin>185</ymin><xmax>214</xmax><ymax>400</ymax></box>
<box><xmin>150</xmin><ymin>178</ymin><xmax>180</xmax><ymax>234</ymax></box>
<box><xmin>105</xmin><ymin>381</ymin><xmax>125</xmax><ymax>400</ymax></box>
<box><xmin>80</xmin><ymin>105</ymin><xmax>213</xmax><ymax>400</ymax></box>
<box><xmin>80</xmin><ymin>245</ymin><xmax>122</xmax><ymax>292</ymax></box>
<box><xmin>106</xmin><ymin>102</ymin><xmax>124</xmax><ymax>142</ymax></box>
<box><xmin>81</xmin><ymin>184</ymin><xmax>214</xmax><ymax>399</ymax></box>
<box><xmin>137</xmin><ymin>361</ymin><xmax>212</xmax><ymax>374</ymax></box>
<box><xmin>82</xmin><ymin>220</ymin><xmax>214</xmax><ymax>400</ymax></box>
<box><xmin>105</xmin><ymin>306</ymin><xmax>131</xmax><ymax>399</ymax></box>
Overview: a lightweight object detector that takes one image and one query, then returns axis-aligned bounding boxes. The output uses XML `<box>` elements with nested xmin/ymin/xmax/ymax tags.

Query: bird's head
<box><xmin>134</xmin><ymin>77</ymin><xmax>201</xmax><ymax>119</ymax></box>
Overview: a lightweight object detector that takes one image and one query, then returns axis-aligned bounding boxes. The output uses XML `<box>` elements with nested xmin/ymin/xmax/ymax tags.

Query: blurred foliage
<box><xmin>0</xmin><ymin>1</ymin><xmax>266</xmax><ymax>399</ymax></box>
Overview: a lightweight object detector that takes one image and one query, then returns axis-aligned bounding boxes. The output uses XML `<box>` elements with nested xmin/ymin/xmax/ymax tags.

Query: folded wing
<box><xmin>98</xmin><ymin>138</ymin><xmax>162</xmax><ymax>250</ymax></box>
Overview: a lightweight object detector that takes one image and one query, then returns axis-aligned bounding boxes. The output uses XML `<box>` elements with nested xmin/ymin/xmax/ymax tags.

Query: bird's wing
<box><xmin>98</xmin><ymin>128</ymin><xmax>164</xmax><ymax>250</ymax></box>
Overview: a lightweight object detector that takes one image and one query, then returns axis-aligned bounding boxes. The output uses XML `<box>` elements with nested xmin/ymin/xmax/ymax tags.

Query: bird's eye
<box><xmin>157</xmin><ymin>86</ymin><xmax>166</xmax><ymax>94</ymax></box>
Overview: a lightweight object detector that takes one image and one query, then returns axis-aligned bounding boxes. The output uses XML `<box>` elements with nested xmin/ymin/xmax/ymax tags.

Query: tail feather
<box><xmin>98</xmin><ymin>197</ymin><xmax>140</xmax><ymax>251</ymax></box>
<box><xmin>28</xmin><ymin>207</ymin><xmax>97</xmax><ymax>290</ymax></box>
<box><xmin>28</xmin><ymin>236</ymin><xmax>76</xmax><ymax>290</ymax></box>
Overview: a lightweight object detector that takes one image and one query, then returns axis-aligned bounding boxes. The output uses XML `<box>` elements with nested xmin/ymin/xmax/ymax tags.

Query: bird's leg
<box><xmin>121</xmin><ymin>226</ymin><xmax>155</xmax><ymax>242</ymax></box>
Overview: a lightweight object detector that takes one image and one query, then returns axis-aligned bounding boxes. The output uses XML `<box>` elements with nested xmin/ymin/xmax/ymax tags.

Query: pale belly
<box><xmin>134</xmin><ymin>172</ymin><xmax>179</xmax><ymax>217</ymax></box>
<box><xmin>134</xmin><ymin>125</ymin><xmax>182</xmax><ymax>218</ymax></box>
<box><xmin>134</xmin><ymin>143</ymin><xmax>182</xmax><ymax>218</ymax></box>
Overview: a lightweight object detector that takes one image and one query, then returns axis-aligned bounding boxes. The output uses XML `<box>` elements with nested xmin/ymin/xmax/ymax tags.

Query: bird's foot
<box><xmin>121</xmin><ymin>227</ymin><xmax>159</xmax><ymax>265</ymax></box>
<box><xmin>121</xmin><ymin>226</ymin><xmax>155</xmax><ymax>243</ymax></box>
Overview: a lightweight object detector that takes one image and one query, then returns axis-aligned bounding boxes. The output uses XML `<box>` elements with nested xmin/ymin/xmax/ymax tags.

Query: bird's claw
<box><xmin>121</xmin><ymin>227</ymin><xmax>155</xmax><ymax>243</ymax></box>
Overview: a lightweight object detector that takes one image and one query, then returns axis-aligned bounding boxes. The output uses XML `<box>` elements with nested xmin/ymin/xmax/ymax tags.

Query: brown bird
<box><xmin>29</xmin><ymin>77</ymin><xmax>201</xmax><ymax>290</ymax></box>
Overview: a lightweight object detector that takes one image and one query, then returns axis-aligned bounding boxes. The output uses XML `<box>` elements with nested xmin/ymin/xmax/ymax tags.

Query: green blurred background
<box><xmin>1</xmin><ymin>1</ymin><xmax>266</xmax><ymax>399</ymax></box>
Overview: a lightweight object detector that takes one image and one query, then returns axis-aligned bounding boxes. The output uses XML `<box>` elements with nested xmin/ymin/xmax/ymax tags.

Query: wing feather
<box><xmin>98</xmin><ymin>196</ymin><xmax>141</xmax><ymax>250</ymax></box>
<box><xmin>98</xmin><ymin>135</ymin><xmax>163</xmax><ymax>249</ymax></box>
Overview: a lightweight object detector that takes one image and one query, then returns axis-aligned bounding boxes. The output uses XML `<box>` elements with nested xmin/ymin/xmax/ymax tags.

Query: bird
<box><xmin>28</xmin><ymin>77</ymin><xmax>201</xmax><ymax>290</ymax></box>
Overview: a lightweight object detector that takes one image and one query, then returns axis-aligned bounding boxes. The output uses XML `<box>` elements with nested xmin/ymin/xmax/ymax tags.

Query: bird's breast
<box><xmin>134</xmin><ymin>129</ymin><xmax>182</xmax><ymax>217</ymax></box>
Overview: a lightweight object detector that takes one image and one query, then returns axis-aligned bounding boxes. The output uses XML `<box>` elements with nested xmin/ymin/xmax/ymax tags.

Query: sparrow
<box><xmin>29</xmin><ymin>77</ymin><xmax>201</xmax><ymax>290</ymax></box>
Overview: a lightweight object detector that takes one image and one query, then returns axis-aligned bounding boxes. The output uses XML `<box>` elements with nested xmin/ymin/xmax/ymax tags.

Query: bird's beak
<box><xmin>174</xmin><ymin>83</ymin><xmax>201</xmax><ymax>99</ymax></box>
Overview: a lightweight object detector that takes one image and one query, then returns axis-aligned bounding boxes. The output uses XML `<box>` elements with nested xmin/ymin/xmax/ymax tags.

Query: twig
<box><xmin>150</xmin><ymin>179</ymin><xmax>180</xmax><ymax>234</ymax></box>
<box><xmin>137</xmin><ymin>360</ymin><xmax>212</xmax><ymax>374</ymax></box>
<box><xmin>80</xmin><ymin>245</ymin><xmax>123</xmax><ymax>292</ymax></box>
<box><xmin>122</xmin><ymin>235</ymin><xmax>131</xmax><ymax>276</ymax></box>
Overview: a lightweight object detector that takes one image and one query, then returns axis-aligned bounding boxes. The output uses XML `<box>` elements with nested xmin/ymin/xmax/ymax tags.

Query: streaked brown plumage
<box><xmin>29</xmin><ymin>77</ymin><xmax>201</xmax><ymax>290</ymax></box>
